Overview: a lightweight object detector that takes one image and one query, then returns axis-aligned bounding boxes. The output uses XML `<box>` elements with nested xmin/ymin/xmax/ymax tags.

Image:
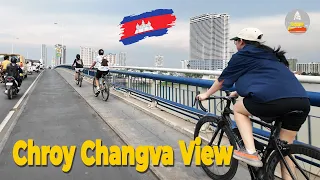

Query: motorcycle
<box><xmin>5</xmin><ymin>76</ymin><xmax>19</xmax><ymax>99</ymax></box>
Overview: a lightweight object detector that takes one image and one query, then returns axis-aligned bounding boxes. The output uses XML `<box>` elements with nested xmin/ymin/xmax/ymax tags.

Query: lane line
<box><xmin>0</xmin><ymin>111</ymin><xmax>14</xmax><ymax>133</ymax></box>
<box><xmin>13</xmin><ymin>71</ymin><xmax>43</xmax><ymax>109</ymax></box>
<box><xmin>0</xmin><ymin>71</ymin><xmax>44</xmax><ymax>133</ymax></box>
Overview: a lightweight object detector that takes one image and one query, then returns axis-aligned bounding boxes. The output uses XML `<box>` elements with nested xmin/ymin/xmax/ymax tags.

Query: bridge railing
<box><xmin>56</xmin><ymin>65</ymin><xmax>320</xmax><ymax>175</ymax></box>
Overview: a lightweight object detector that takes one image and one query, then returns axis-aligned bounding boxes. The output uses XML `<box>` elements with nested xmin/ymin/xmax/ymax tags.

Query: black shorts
<box><xmin>243</xmin><ymin>97</ymin><xmax>310</xmax><ymax>131</ymax></box>
<box><xmin>95</xmin><ymin>70</ymin><xmax>109</xmax><ymax>79</ymax></box>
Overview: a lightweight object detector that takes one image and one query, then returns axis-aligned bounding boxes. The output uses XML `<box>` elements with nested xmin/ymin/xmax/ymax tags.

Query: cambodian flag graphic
<box><xmin>119</xmin><ymin>9</ymin><xmax>176</xmax><ymax>45</ymax></box>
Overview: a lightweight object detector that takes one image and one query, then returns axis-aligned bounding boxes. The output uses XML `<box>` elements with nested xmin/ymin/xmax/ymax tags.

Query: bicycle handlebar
<box><xmin>193</xmin><ymin>91</ymin><xmax>237</xmax><ymax>112</ymax></box>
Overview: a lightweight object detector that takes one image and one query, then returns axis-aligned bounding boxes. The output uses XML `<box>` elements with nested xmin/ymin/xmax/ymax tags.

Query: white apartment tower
<box><xmin>117</xmin><ymin>52</ymin><xmax>127</xmax><ymax>66</ymax></box>
<box><xmin>41</xmin><ymin>44</ymin><xmax>47</xmax><ymax>66</ymax></box>
<box><xmin>80</xmin><ymin>46</ymin><xmax>93</xmax><ymax>67</ymax></box>
<box><xmin>106</xmin><ymin>53</ymin><xmax>116</xmax><ymax>66</ymax></box>
<box><xmin>189</xmin><ymin>13</ymin><xmax>230</xmax><ymax>70</ymax></box>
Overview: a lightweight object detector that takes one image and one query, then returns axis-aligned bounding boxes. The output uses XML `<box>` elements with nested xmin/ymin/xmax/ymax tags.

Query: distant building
<box><xmin>288</xmin><ymin>58</ymin><xmax>298</xmax><ymax>71</ymax></box>
<box><xmin>80</xmin><ymin>46</ymin><xmax>94</xmax><ymax>67</ymax></box>
<box><xmin>41</xmin><ymin>44</ymin><xmax>47</xmax><ymax>66</ymax></box>
<box><xmin>189</xmin><ymin>13</ymin><xmax>230</xmax><ymax>70</ymax></box>
<box><xmin>54</xmin><ymin>44</ymin><xmax>62</xmax><ymax>66</ymax></box>
<box><xmin>62</xmin><ymin>45</ymin><xmax>66</xmax><ymax>64</ymax></box>
<box><xmin>296</xmin><ymin>62</ymin><xmax>320</xmax><ymax>74</ymax></box>
<box><xmin>106</xmin><ymin>53</ymin><xmax>116</xmax><ymax>66</ymax></box>
<box><xmin>117</xmin><ymin>52</ymin><xmax>127</xmax><ymax>66</ymax></box>
<box><xmin>155</xmin><ymin>55</ymin><xmax>163</xmax><ymax>67</ymax></box>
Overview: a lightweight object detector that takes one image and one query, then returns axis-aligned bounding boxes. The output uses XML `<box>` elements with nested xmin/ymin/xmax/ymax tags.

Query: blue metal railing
<box><xmin>56</xmin><ymin>65</ymin><xmax>320</xmax><ymax>147</ymax></box>
<box><xmin>56</xmin><ymin>65</ymin><xmax>320</xmax><ymax>175</ymax></box>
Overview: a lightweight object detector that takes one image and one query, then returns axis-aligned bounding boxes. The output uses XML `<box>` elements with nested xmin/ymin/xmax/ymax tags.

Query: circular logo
<box><xmin>285</xmin><ymin>9</ymin><xmax>310</xmax><ymax>34</ymax></box>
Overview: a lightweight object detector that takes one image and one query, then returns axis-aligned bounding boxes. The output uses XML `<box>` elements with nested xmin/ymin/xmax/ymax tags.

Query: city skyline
<box><xmin>0</xmin><ymin>1</ymin><xmax>319</xmax><ymax>68</ymax></box>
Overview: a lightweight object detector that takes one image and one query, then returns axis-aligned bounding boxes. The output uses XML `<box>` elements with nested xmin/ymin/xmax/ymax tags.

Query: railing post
<box><xmin>308</xmin><ymin>116</ymin><xmax>312</xmax><ymax>145</ymax></box>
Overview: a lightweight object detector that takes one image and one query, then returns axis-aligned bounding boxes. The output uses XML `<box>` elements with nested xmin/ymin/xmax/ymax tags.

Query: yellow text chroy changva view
<box><xmin>12</xmin><ymin>137</ymin><xmax>233</xmax><ymax>173</ymax></box>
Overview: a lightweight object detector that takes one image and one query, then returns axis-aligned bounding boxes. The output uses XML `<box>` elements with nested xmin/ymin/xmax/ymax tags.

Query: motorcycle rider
<box><xmin>5</xmin><ymin>57</ymin><xmax>23</xmax><ymax>94</ymax></box>
<box><xmin>0</xmin><ymin>55</ymin><xmax>10</xmax><ymax>83</ymax></box>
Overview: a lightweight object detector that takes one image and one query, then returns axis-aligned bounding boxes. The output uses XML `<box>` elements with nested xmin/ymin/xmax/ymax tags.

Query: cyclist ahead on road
<box><xmin>72</xmin><ymin>54</ymin><xmax>84</xmax><ymax>81</ymax></box>
<box><xmin>196</xmin><ymin>27</ymin><xmax>310</xmax><ymax>174</ymax></box>
<box><xmin>89</xmin><ymin>49</ymin><xmax>109</xmax><ymax>96</ymax></box>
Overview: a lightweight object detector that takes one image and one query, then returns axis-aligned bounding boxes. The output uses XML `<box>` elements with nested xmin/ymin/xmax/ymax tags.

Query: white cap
<box><xmin>230</xmin><ymin>27</ymin><xmax>263</xmax><ymax>42</ymax></box>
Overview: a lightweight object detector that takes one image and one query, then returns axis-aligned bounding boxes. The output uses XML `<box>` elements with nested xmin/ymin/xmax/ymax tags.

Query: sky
<box><xmin>0</xmin><ymin>0</ymin><xmax>319</xmax><ymax>68</ymax></box>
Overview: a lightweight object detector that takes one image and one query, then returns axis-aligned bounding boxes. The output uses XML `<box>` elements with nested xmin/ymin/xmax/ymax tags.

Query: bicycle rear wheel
<box><xmin>79</xmin><ymin>73</ymin><xmax>82</xmax><ymax>87</ymax></box>
<box><xmin>76</xmin><ymin>72</ymin><xmax>79</xmax><ymax>85</ymax></box>
<box><xmin>194</xmin><ymin>116</ymin><xmax>238</xmax><ymax>180</ymax></box>
<box><xmin>101</xmin><ymin>78</ymin><xmax>110</xmax><ymax>101</ymax></box>
<box><xmin>92</xmin><ymin>77</ymin><xmax>98</xmax><ymax>95</ymax></box>
<box><xmin>266</xmin><ymin>143</ymin><xmax>320</xmax><ymax>180</ymax></box>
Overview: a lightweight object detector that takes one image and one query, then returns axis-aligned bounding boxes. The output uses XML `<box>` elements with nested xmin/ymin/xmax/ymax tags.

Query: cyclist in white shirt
<box><xmin>89</xmin><ymin>49</ymin><xmax>109</xmax><ymax>96</ymax></box>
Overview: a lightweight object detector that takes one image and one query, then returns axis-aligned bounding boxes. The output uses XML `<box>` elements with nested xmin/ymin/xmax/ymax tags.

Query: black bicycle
<box><xmin>76</xmin><ymin>69</ymin><xmax>83</xmax><ymax>87</ymax></box>
<box><xmin>193</xmin><ymin>91</ymin><xmax>320</xmax><ymax>180</ymax></box>
<box><xmin>93</xmin><ymin>73</ymin><xmax>111</xmax><ymax>101</ymax></box>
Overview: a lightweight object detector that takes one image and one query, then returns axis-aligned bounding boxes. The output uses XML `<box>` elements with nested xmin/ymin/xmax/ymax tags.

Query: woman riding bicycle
<box><xmin>72</xmin><ymin>54</ymin><xmax>84</xmax><ymax>81</ymax></box>
<box><xmin>197</xmin><ymin>27</ymin><xmax>310</xmax><ymax>179</ymax></box>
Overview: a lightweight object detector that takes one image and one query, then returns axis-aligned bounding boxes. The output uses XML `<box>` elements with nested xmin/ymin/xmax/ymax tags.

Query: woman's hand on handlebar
<box><xmin>229</xmin><ymin>91</ymin><xmax>239</xmax><ymax>98</ymax></box>
<box><xmin>196</xmin><ymin>93</ymin><xmax>209</xmax><ymax>101</ymax></box>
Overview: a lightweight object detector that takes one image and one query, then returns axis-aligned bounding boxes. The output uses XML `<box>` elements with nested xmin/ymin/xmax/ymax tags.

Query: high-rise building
<box><xmin>155</xmin><ymin>55</ymin><xmax>163</xmax><ymax>67</ymax></box>
<box><xmin>41</xmin><ymin>44</ymin><xmax>47</xmax><ymax>66</ymax></box>
<box><xmin>288</xmin><ymin>58</ymin><xmax>298</xmax><ymax>71</ymax></box>
<box><xmin>62</xmin><ymin>45</ymin><xmax>66</xmax><ymax>64</ymax></box>
<box><xmin>189</xmin><ymin>13</ymin><xmax>230</xmax><ymax>70</ymax></box>
<box><xmin>117</xmin><ymin>52</ymin><xmax>126</xmax><ymax>66</ymax></box>
<box><xmin>80</xmin><ymin>46</ymin><xmax>94</xmax><ymax>67</ymax></box>
<box><xmin>106</xmin><ymin>53</ymin><xmax>116</xmax><ymax>66</ymax></box>
<box><xmin>54</xmin><ymin>44</ymin><xmax>62</xmax><ymax>66</ymax></box>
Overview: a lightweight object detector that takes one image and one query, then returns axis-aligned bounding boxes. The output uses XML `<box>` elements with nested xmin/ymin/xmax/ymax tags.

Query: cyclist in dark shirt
<box><xmin>72</xmin><ymin>54</ymin><xmax>84</xmax><ymax>81</ymax></box>
<box><xmin>197</xmin><ymin>27</ymin><xmax>310</xmax><ymax>178</ymax></box>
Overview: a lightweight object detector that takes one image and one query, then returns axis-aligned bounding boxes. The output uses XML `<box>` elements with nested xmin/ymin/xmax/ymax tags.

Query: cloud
<box><xmin>0</xmin><ymin>6</ymin><xmax>123</xmax><ymax>49</ymax></box>
<box><xmin>0</xmin><ymin>3</ymin><xmax>319</xmax><ymax>66</ymax></box>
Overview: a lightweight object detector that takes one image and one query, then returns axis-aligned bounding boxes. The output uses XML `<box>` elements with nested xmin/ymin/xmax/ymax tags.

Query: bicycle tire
<box><xmin>92</xmin><ymin>77</ymin><xmax>97</xmax><ymax>95</ymax></box>
<box><xmin>194</xmin><ymin>116</ymin><xmax>238</xmax><ymax>180</ymax></box>
<box><xmin>101</xmin><ymin>78</ymin><xmax>110</xmax><ymax>101</ymax></box>
<box><xmin>79</xmin><ymin>73</ymin><xmax>82</xmax><ymax>87</ymax></box>
<box><xmin>266</xmin><ymin>143</ymin><xmax>320</xmax><ymax>180</ymax></box>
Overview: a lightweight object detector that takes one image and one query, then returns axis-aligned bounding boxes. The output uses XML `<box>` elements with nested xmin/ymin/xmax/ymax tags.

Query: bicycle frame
<box><xmin>194</xmin><ymin>91</ymin><xmax>298</xmax><ymax>180</ymax></box>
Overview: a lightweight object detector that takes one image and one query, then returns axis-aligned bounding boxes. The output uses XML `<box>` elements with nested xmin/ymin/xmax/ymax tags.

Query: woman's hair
<box><xmin>243</xmin><ymin>39</ymin><xmax>289</xmax><ymax>67</ymax></box>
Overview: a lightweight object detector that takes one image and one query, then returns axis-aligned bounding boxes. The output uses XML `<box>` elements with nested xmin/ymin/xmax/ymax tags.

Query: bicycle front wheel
<box><xmin>194</xmin><ymin>116</ymin><xmax>238</xmax><ymax>180</ymax></box>
<box><xmin>266</xmin><ymin>143</ymin><xmax>320</xmax><ymax>180</ymax></box>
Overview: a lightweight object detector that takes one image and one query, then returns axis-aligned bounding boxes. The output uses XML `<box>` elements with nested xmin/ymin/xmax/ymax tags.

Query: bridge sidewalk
<box><xmin>57</xmin><ymin>68</ymin><xmax>251</xmax><ymax>180</ymax></box>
